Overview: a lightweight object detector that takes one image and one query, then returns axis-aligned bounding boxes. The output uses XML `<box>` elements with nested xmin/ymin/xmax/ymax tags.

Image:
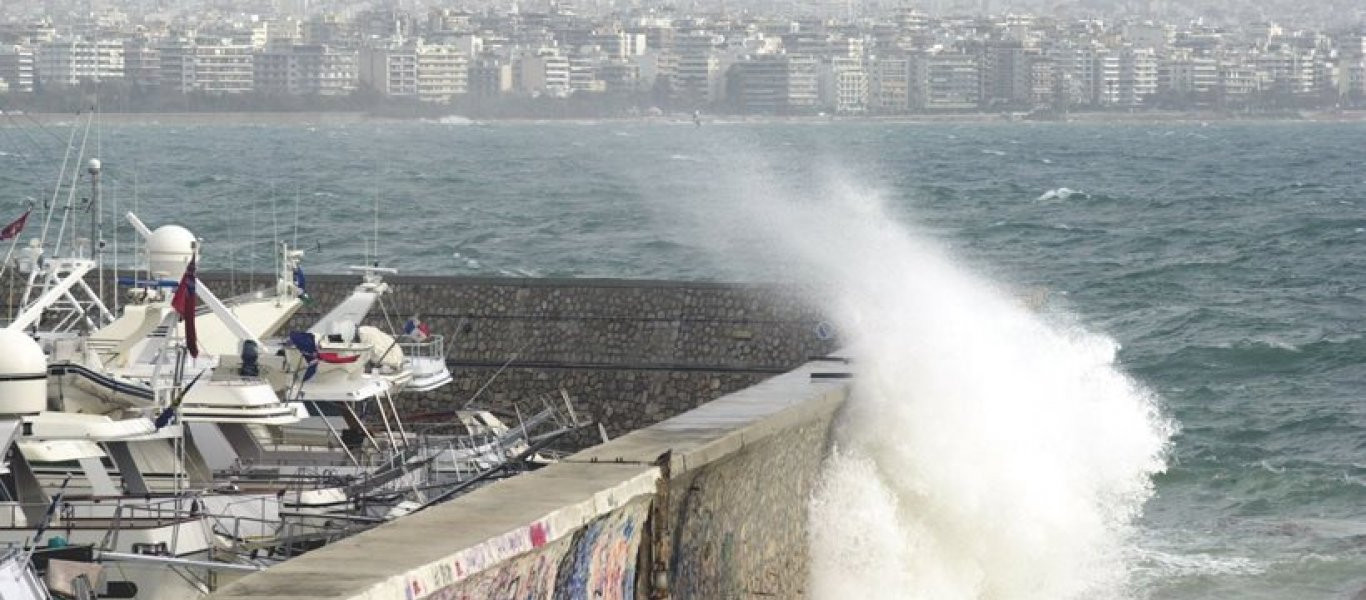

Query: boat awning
<box><xmin>18</xmin><ymin>439</ymin><xmax>106</xmax><ymax>462</ymax></box>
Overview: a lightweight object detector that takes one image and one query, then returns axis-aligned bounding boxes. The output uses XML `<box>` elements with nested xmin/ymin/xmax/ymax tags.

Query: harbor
<box><xmin>0</xmin><ymin>152</ymin><xmax>839</xmax><ymax>596</ymax></box>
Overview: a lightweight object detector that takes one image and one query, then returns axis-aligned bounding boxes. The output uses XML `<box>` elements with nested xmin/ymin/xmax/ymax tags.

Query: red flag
<box><xmin>0</xmin><ymin>209</ymin><xmax>30</xmax><ymax>241</ymax></box>
<box><xmin>171</xmin><ymin>257</ymin><xmax>198</xmax><ymax>357</ymax></box>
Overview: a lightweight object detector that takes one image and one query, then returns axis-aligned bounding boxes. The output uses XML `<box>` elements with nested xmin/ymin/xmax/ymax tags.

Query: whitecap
<box><xmin>1132</xmin><ymin>549</ymin><xmax>1264</xmax><ymax>578</ymax></box>
<box><xmin>1037</xmin><ymin>187</ymin><xmax>1086</xmax><ymax>202</ymax></box>
<box><xmin>981</xmin><ymin>149</ymin><xmax>1007</xmax><ymax>156</ymax></box>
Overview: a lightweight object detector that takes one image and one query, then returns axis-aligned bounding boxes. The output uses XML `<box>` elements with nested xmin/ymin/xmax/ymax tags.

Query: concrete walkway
<box><xmin>210</xmin><ymin>358</ymin><xmax>849</xmax><ymax>600</ymax></box>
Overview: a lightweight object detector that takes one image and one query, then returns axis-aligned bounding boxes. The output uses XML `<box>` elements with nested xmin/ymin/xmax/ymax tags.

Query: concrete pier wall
<box><xmin>209</xmin><ymin>358</ymin><xmax>851</xmax><ymax>600</ymax></box>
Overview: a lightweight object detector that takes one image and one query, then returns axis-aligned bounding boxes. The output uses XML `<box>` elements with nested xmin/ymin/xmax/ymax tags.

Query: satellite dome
<box><xmin>147</xmin><ymin>225</ymin><xmax>197</xmax><ymax>279</ymax></box>
<box><xmin>0</xmin><ymin>329</ymin><xmax>47</xmax><ymax>415</ymax></box>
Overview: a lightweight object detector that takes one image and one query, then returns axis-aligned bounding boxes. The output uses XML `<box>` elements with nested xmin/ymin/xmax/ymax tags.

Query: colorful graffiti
<box><xmin>553</xmin><ymin>503</ymin><xmax>641</xmax><ymax>600</ymax></box>
<box><xmin>414</xmin><ymin>498</ymin><xmax>649</xmax><ymax>600</ymax></box>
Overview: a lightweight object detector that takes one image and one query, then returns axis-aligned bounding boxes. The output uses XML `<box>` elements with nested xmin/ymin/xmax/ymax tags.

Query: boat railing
<box><xmin>398</xmin><ymin>335</ymin><xmax>446</xmax><ymax>366</ymax></box>
<box><xmin>0</xmin><ymin>496</ymin><xmax>206</xmax><ymax>531</ymax></box>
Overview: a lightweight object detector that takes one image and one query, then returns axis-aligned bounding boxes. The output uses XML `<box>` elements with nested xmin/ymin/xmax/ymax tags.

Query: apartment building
<box><xmin>255</xmin><ymin>43</ymin><xmax>357</xmax><ymax>96</ymax></box>
<box><xmin>36</xmin><ymin>37</ymin><xmax>124</xmax><ymax>86</ymax></box>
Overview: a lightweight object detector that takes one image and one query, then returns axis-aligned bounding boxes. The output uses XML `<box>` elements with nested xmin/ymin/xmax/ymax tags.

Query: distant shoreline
<box><xmin>5</xmin><ymin>109</ymin><xmax>1366</xmax><ymax>126</ymax></box>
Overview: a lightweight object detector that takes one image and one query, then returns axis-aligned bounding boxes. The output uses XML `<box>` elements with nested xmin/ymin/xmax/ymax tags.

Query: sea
<box><xmin>0</xmin><ymin>115</ymin><xmax>1362</xmax><ymax>599</ymax></box>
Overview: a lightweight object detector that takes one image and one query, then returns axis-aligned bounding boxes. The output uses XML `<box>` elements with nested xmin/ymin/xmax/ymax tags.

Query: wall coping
<box><xmin>209</xmin><ymin>357</ymin><xmax>850</xmax><ymax>600</ymax></box>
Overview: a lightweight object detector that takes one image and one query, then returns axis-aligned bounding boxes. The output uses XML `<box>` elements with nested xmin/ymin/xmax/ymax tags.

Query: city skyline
<box><xmin>1</xmin><ymin>0</ymin><xmax>1364</xmax><ymax>117</ymax></box>
<box><xmin>2</xmin><ymin>0</ymin><xmax>1365</xmax><ymax>27</ymax></box>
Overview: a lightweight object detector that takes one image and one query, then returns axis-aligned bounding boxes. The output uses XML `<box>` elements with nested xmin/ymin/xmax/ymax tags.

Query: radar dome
<box><xmin>0</xmin><ymin>329</ymin><xmax>47</xmax><ymax>415</ymax></box>
<box><xmin>147</xmin><ymin>225</ymin><xmax>197</xmax><ymax>279</ymax></box>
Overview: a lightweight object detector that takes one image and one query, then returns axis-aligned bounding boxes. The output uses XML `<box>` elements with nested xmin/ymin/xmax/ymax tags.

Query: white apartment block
<box><xmin>415</xmin><ymin>44</ymin><xmax>468</xmax><ymax>102</ymax></box>
<box><xmin>1159</xmin><ymin>52</ymin><xmax>1218</xmax><ymax>97</ymax></box>
<box><xmin>159</xmin><ymin>37</ymin><xmax>254</xmax><ymax>94</ymax></box>
<box><xmin>0</xmin><ymin>46</ymin><xmax>35</xmax><ymax>92</ymax></box>
<box><xmin>1118</xmin><ymin>47</ymin><xmax>1157</xmax><ymax>107</ymax></box>
<box><xmin>821</xmin><ymin>57</ymin><xmax>867</xmax><ymax>114</ymax></box>
<box><xmin>360</xmin><ymin>43</ymin><xmax>467</xmax><ymax>102</ymax></box>
<box><xmin>1254</xmin><ymin>48</ymin><xmax>1316</xmax><ymax>96</ymax></box>
<box><xmin>36</xmin><ymin>38</ymin><xmax>124</xmax><ymax>86</ymax></box>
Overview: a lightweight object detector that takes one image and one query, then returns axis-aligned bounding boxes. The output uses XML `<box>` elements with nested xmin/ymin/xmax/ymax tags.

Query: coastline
<box><xmin>5</xmin><ymin>108</ymin><xmax>1366</xmax><ymax>127</ymax></box>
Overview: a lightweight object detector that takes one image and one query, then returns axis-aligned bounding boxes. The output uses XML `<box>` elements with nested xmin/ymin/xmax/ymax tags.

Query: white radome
<box><xmin>147</xmin><ymin>224</ymin><xmax>197</xmax><ymax>279</ymax></box>
<box><xmin>0</xmin><ymin>328</ymin><xmax>47</xmax><ymax>415</ymax></box>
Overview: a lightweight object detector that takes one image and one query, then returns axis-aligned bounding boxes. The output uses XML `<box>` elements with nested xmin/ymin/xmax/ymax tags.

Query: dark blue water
<box><xmin>1</xmin><ymin>117</ymin><xmax>1363</xmax><ymax>598</ymax></box>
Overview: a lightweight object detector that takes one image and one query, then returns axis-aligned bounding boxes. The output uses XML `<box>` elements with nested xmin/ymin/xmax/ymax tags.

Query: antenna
<box><xmin>372</xmin><ymin>188</ymin><xmax>379</xmax><ymax>267</ymax></box>
<box><xmin>88</xmin><ymin>157</ymin><xmax>102</xmax><ymax>308</ymax></box>
<box><xmin>293</xmin><ymin>185</ymin><xmax>301</xmax><ymax>249</ymax></box>
<box><xmin>271</xmin><ymin>183</ymin><xmax>279</xmax><ymax>280</ymax></box>
<box><xmin>111</xmin><ymin>173</ymin><xmax>118</xmax><ymax>316</ymax></box>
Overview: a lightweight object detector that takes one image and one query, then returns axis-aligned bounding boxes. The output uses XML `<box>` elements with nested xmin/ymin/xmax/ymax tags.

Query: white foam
<box><xmin>672</xmin><ymin>167</ymin><xmax>1172</xmax><ymax>600</ymax></box>
<box><xmin>793</xmin><ymin>186</ymin><xmax>1172</xmax><ymax>599</ymax></box>
<box><xmin>654</xmin><ymin>160</ymin><xmax>1173</xmax><ymax>599</ymax></box>
<box><xmin>1037</xmin><ymin>187</ymin><xmax>1086</xmax><ymax>202</ymax></box>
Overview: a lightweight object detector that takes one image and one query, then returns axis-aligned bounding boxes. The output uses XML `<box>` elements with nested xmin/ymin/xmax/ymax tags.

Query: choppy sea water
<box><xmin>1</xmin><ymin>117</ymin><xmax>1363</xmax><ymax>598</ymax></box>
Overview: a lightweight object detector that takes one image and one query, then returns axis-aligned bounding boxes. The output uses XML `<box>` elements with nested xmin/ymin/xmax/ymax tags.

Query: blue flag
<box><xmin>293</xmin><ymin>266</ymin><xmax>307</xmax><ymax>298</ymax></box>
<box><xmin>289</xmin><ymin>331</ymin><xmax>321</xmax><ymax>382</ymax></box>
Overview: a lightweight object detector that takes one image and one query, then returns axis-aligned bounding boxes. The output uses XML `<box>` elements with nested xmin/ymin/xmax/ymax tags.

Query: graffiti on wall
<box><xmin>411</xmin><ymin>498</ymin><xmax>650</xmax><ymax>600</ymax></box>
<box><xmin>553</xmin><ymin>501</ymin><xmax>641</xmax><ymax>600</ymax></box>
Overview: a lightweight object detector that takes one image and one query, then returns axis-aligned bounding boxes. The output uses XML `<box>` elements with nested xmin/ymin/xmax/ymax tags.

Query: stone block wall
<box><xmin>215</xmin><ymin>274</ymin><xmax>836</xmax><ymax>439</ymax></box>
<box><xmin>666</xmin><ymin>414</ymin><xmax>834</xmax><ymax>599</ymax></box>
<box><xmin>5</xmin><ymin>270</ymin><xmax>837</xmax><ymax>440</ymax></box>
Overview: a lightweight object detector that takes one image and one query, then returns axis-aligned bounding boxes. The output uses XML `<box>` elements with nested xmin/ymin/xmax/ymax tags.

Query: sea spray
<box><xmin>654</xmin><ymin>162</ymin><xmax>1174</xmax><ymax>599</ymax></box>
<box><xmin>780</xmin><ymin>183</ymin><xmax>1174</xmax><ymax>600</ymax></box>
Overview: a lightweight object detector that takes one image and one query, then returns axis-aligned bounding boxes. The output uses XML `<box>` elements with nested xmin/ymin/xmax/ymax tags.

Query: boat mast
<box><xmin>89</xmin><ymin>157</ymin><xmax>103</xmax><ymax>311</ymax></box>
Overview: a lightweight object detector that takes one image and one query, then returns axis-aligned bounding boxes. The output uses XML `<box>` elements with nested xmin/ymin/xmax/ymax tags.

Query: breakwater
<box><xmin>210</xmin><ymin>357</ymin><xmax>851</xmax><ymax>599</ymax></box>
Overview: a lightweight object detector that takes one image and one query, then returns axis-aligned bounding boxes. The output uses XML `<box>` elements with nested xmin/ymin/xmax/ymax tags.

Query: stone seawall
<box><xmin>199</xmin><ymin>273</ymin><xmax>837</xmax><ymax>438</ymax></box>
<box><xmin>210</xmin><ymin>358</ymin><xmax>851</xmax><ymax>600</ymax></box>
<box><xmin>2</xmin><ymin>270</ymin><xmax>836</xmax><ymax>441</ymax></box>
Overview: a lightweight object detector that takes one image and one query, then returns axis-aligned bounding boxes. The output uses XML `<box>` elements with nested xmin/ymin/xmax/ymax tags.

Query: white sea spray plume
<box><xmin>661</xmin><ymin>161</ymin><xmax>1174</xmax><ymax>600</ymax></box>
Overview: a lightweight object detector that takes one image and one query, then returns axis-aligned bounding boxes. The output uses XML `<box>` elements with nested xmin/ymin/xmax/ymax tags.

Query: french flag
<box><xmin>404</xmin><ymin>318</ymin><xmax>431</xmax><ymax>341</ymax></box>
